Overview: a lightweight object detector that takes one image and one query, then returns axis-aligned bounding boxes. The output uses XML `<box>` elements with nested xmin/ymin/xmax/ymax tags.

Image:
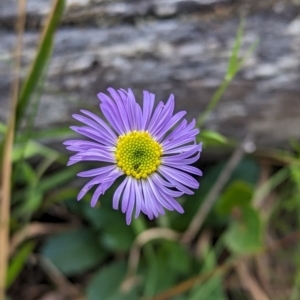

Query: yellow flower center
<box><xmin>115</xmin><ymin>131</ymin><xmax>163</xmax><ymax>179</ymax></box>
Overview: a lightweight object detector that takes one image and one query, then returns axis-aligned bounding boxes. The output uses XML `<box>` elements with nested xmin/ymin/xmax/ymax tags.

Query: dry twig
<box><xmin>126</xmin><ymin>228</ymin><xmax>180</xmax><ymax>278</ymax></box>
<box><xmin>0</xmin><ymin>0</ymin><xmax>27</xmax><ymax>298</ymax></box>
<box><xmin>181</xmin><ymin>134</ymin><xmax>255</xmax><ymax>244</ymax></box>
<box><xmin>33</xmin><ymin>254</ymin><xmax>85</xmax><ymax>300</ymax></box>
<box><xmin>150</xmin><ymin>230</ymin><xmax>300</xmax><ymax>300</ymax></box>
<box><xmin>236</xmin><ymin>259</ymin><xmax>270</xmax><ymax>300</ymax></box>
<box><xmin>122</xmin><ymin>228</ymin><xmax>180</xmax><ymax>292</ymax></box>
<box><xmin>10</xmin><ymin>222</ymin><xmax>75</xmax><ymax>255</ymax></box>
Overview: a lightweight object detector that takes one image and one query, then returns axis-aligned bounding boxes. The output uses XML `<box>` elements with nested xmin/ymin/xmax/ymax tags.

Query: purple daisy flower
<box><xmin>64</xmin><ymin>88</ymin><xmax>202</xmax><ymax>224</ymax></box>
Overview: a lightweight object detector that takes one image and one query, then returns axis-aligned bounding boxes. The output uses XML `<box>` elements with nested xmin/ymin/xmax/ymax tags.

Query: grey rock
<box><xmin>1</xmin><ymin>0</ymin><xmax>300</xmax><ymax>150</ymax></box>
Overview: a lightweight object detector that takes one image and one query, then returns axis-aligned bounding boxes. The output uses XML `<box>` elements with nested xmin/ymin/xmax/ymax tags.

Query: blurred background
<box><xmin>1</xmin><ymin>0</ymin><xmax>300</xmax><ymax>299</ymax></box>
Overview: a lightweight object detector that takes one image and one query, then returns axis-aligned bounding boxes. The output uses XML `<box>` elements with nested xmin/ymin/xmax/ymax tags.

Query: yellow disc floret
<box><xmin>115</xmin><ymin>131</ymin><xmax>163</xmax><ymax>179</ymax></box>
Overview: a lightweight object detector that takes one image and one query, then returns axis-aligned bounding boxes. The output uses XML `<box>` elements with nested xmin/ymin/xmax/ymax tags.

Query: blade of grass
<box><xmin>15</xmin><ymin>0</ymin><xmax>65</xmax><ymax>129</ymax></box>
<box><xmin>12</xmin><ymin>47</ymin><xmax>53</xmax><ymax>185</ymax></box>
<box><xmin>0</xmin><ymin>0</ymin><xmax>27</xmax><ymax>298</ymax></box>
<box><xmin>197</xmin><ymin>19</ymin><xmax>259</xmax><ymax>128</ymax></box>
<box><xmin>0</xmin><ymin>121</ymin><xmax>65</xmax><ymax>164</ymax></box>
<box><xmin>181</xmin><ymin>135</ymin><xmax>252</xmax><ymax>244</ymax></box>
<box><xmin>6</xmin><ymin>241</ymin><xmax>35</xmax><ymax>288</ymax></box>
<box><xmin>253</xmin><ymin>168</ymin><xmax>289</xmax><ymax>208</ymax></box>
<box><xmin>226</xmin><ymin>19</ymin><xmax>245</xmax><ymax>81</ymax></box>
<box><xmin>131</xmin><ymin>218</ymin><xmax>159</xmax><ymax>298</ymax></box>
<box><xmin>12</xmin><ymin>140</ymin><xmax>64</xmax><ymax>163</ymax></box>
<box><xmin>0</xmin><ymin>0</ymin><xmax>65</xmax><ymax>161</ymax></box>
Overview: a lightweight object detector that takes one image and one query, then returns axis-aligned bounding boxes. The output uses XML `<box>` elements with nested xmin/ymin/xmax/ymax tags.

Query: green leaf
<box><xmin>12</xmin><ymin>140</ymin><xmax>62</xmax><ymax>162</ymax></box>
<box><xmin>100</xmin><ymin>223</ymin><xmax>135</xmax><ymax>252</ymax></box>
<box><xmin>85</xmin><ymin>206</ymin><xmax>135</xmax><ymax>252</ymax></box>
<box><xmin>12</xmin><ymin>190</ymin><xmax>42</xmax><ymax>218</ymax></box>
<box><xmin>0</xmin><ymin>121</ymin><xmax>6</xmax><ymax>134</ymax></box>
<box><xmin>86</xmin><ymin>261</ymin><xmax>138</xmax><ymax>300</ymax></box>
<box><xmin>171</xmin><ymin>158</ymin><xmax>260</xmax><ymax>231</ymax></box>
<box><xmin>145</xmin><ymin>240</ymin><xmax>194</xmax><ymax>293</ymax></box>
<box><xmin>216</xmin><ymin>180</ymin><xmax>253</xmax><ymax>215</ymax></box>
<box><xmin>224</xmin><ymin>206</ymin><xmax>263</xmax><ymax>254</ymax></box>
<box><xmin>20</xmin><ymin>162</ymin><xmax>38</xmax><ymax>184</ymax></box>
<box><xmin>188</xmin><ymin>250</ymin><xmax>227</xmax><ymax>300</ymax></box>
<box><xmin>68</xmin><ymin>182</ymin><xmax>135</xmax><ymax>252</ymax></box>
<box><xmin>6</xmin><ymin>241</ymin><xmax>35</xmax><ymax>288</ymax></box>
<box><xmin>200</xmin><ymin>130</ymin><xmax>228</xmax><ymax>147</ymax></box>
<box><xmin>0</xmin><ymin>0</ymin><xmax>66</xmax><ymax>165</ymax></box>
<box><xmin>83</xmin><ymin>205</ymin><xmax>119</xmax><ymax>230</ymax></box>
<box><xmin>32</xmin><ymin>126</ymin><xmax>75</xmax><ymax>140</ymax></box>
<box><xmin>253</xmin><ymin>168</ymin><xmax>289</xmax><ymax>205</ymax></box>
<box><xmin>197</xmin><ymin>19</ymin><xmax>258</xmax><ymax>127</ymax></box>
<box><xmin>41</xmin><ymin>228</ymin><xmax>107</xmax><ymax>275</ymax></box>
<box><xmin>37</xmin><ymin>165</ymin><xmax>81</xmax><ymax>193</ymax></box>
<box><xmin>226</xmin><ymin>19</ymin><xmax>244</xmax><ymax>80</ymax></box>
<box><xmin>160</xmin><ymin>241</ymin><xmax>191</xmax><ymax>274</ymax></box>
<box><xmin>290</xmin><ymin>166</ymin><xmax>300</xmax><ymax>190</ymax></box>
<box><xmin>43</xmin><ymin>187</ymin><xmax>78</xmax><ymax>208</ymax></box>
<box><xmin>16</xmin><ymin>0</ymin><xmax>65</xmax><ymax>128</ymax></box>
<box><xmin>290</xmin><ymin>139</ymin><xmax>300</xmax><ymax>155</ymax></box>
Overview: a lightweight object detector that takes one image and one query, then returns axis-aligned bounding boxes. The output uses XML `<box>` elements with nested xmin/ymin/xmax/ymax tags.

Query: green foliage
<box><xmin>100</xmin><ymin>224</ymin><xmax>135</xmax><ymax>252</ymax></box>
<box><xmin>86</xmin><ymin>261</ymin><xmax>137</xmax><ymax>300</ymax></box>
<box><xmin>15</xmin><ymin>0</ymin><xmax>65</xmax><ymax>129</ymax></box>
<box><xmin>197</xmin><ymin>18</ymin><xmax>259</xmax><ymax>127</ymax></box>
<box><xmin>188</xmin><ymin>246</ymin><xmax>227</xmax><ymax>300</ymax></box>
<box><xmin>65</xmin><ymin>185</ymin><xmax>136</xmax><ymax>252</ymax></box>
<box><xmin>290</xmin><ymin>165</ymin><xmax>300</xmax><ymax>189</ymax></box>
<box><xmin>216</xmin><ymin>180</ymin><xmax>253</xmax><ymax>215</ymax></box>
<box><xmin>41</xmin><ymin>228</ymin><xmax>107</xmax><ymax>276</ymax></box>
<box><xmin>253</xmin><ymin>167</ymin><xmax>289</xmax><ymax>212</ymax></box>
<box><xmin>151</xmin><ymin>241</ymin><xmax>194</xmax><ymax>292</ymax></box>
<box><xmin>200</xmin><ymin>130</ymin><xmax>229</xmax><ymax>147</ymax></box>
<box><xmin>5</xmin><ymin>11</ymin><xmax>299</xmax><ymax>300</ymax></box>
<box><xmin>6</xmin><ymin>242</ymin><xmax>35</xmax><ymax>288</ymax></box>
<box><xmin>226</xmin><ymin>19</ymin><xmax>245</xmax><ymax>81</ymax></box>
<box><xmin>224</xmin><ymin>206</ymin><xmax>263</xmax><ymax>254</ymax></box>
<box><xmin>171</xmin><ymin>158</ymin><xmax>260</xmax><ymax>231</ymax></box>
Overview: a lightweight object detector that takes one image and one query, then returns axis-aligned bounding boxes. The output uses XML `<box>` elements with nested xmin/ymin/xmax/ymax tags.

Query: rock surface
<box><xmin>0</xmin><ymin>0</ymin><xmax>300</xmax><ymax>148</ymax></box>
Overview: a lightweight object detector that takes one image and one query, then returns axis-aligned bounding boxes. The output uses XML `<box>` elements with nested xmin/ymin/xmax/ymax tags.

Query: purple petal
<box><xmin>70</xmin><ymin>126</ymin><xmax>114</xmax><ymax>146</ymax></box>
<box><xmin>160</xmin><ymin>165</ymin><xmax>199</xmax><ymax>189</ymax></box>
<box><xmin>90</xmin><ymin>178</ymin><xmax>118</xmax><ymax>207</ymax></box>
<box><xmin>100</xmin><ymin>104</ymin><xmax>125</xmax><ymax>135</ymax></box>
<box><xmin>133</xmin><ymin>179</ymin><xmax>142</xmax><ymax>218</ymax></box>
<box><xmin>80</xmin><ymin>110</ymin><xmax>118</xmax><ymax>141</ymax></box>
<box><xmin>113</xmin><ymin>177</ymin><xmax>129</xmax><ymax>210</ymax></box>
<box><xmin>149</xmin><ymin>94</ymin><xmax>174</xmax><ymax>136</ymax></box>
<box><xmin>163</xmin><ymin>143</ymin><xmax>202</xmax><ymax>155</ymax></box>
<box><xmin>147</xmin><ymin>101</ymin><xmax>164</xmax><ymax>133</ymax></box>
<box><xmin>151</xmin><ymin>173</ymin><xmax>184</xmax><ymax>197</ymax></box>
<box><xmin>162</xmin><ymin>164</ymin><xmax>203</xmax><ymax>176</ymax></box>
<box><xmin>121</xmin><ymin>176</ymin><xmax>132</xmax><ymax>213</ymax></box>
<box><xmin>158</xmin><ymin>167</ymin><xmax>195</xmax><ymax>195</ymax></box>
<box><xmin>141</xmin><ymin>91</ymin><xmax>155</xmax><ymax>130</ymax></box>
<box><xmin>107</xmin><ymin>88</ymin><xmax>131</xmax><ymax>133</ymax></box>
<box><xmin>151</xmin><ymin>177</ymin><xmax>184</xmax><ymax>213</ymax></box>
<box><xmin>77</xmin><ymin>165</ymin><xmax>117</xmax><ymax>177</ymax></box>
<box><xmin>126</xmin><ymin>178</ymin><xmax>136</xmax><ymax>225</ymax></box>
<box><xmin>147</xmin><ymin>178</ymin><xmax>174</xmax><ymax>211</ymax></box>
<box><xmin>65</xmin><ymin>140</ymin><xmax>114</xmax><ymax>153</ymax></box>
<box><xmin>77</xmin><ymin>168</ymin><xmax>121</xmax><ymax>200</ymax></box>
<box><xmin>90</xmin><ymin>185</ymin><xmax>104</xmax><ymax>207</ymax></box>
<box><xmin>156</xmin><ymin>111</ymin><xmax>186</xmax><ymax>141</ymax></box>
<box><xmin>72</xmin><ymin>114</ymin><xmax>116</xmax><ymax>145</ymax></box>
<box><xmin>163</xmin><ymin>152</ymin><xmax>201</xmax><ymax>165</ymax></box>
<box><xmin>69</xmin><ymin>147</ymin><xmax>114</xmax><ymax>164</ymax></box>
<box><xmin>141</xmin><ymin>180</ymin><xmax>158</xmax><ymax>218</ymax></box>
<box><xmin>163</xmin><ymin>137</ymin><xmax>198</xmax><ymax>151</ymax></box>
